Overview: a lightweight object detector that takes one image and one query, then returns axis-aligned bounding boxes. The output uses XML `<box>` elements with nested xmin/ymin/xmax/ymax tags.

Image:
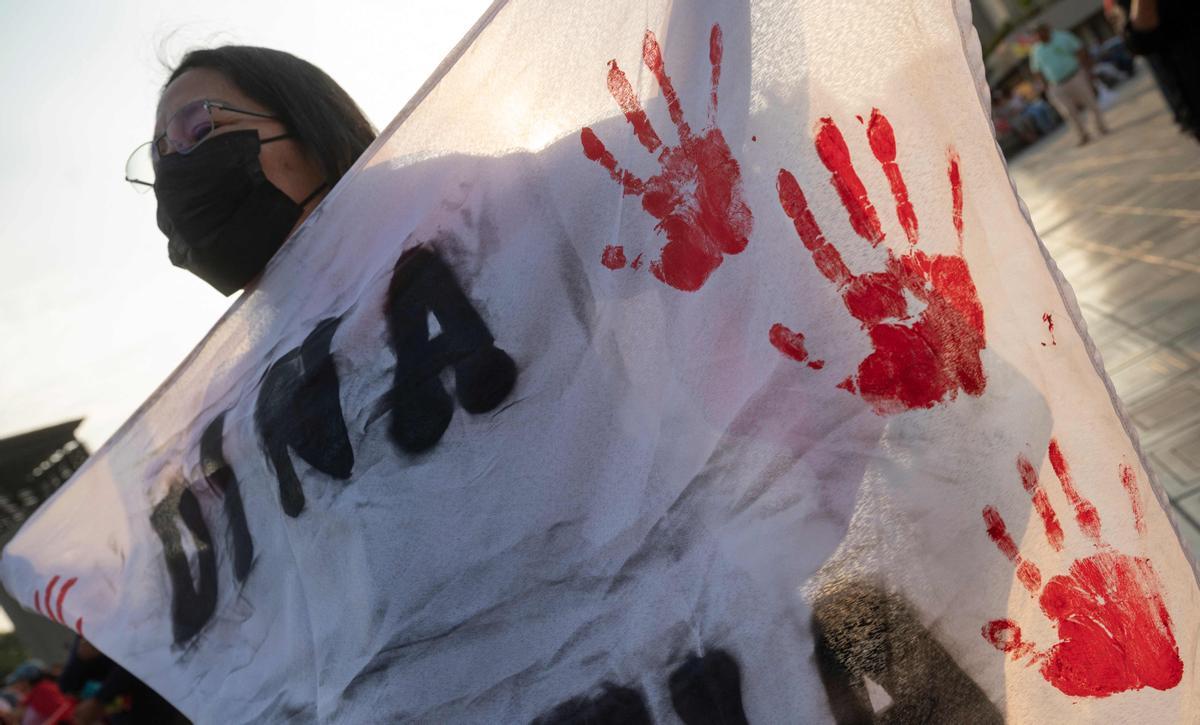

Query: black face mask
<box><xmin>154</xmin><ymin>130</ymin><xmax>327</xmax><ymax>296</ymax></box>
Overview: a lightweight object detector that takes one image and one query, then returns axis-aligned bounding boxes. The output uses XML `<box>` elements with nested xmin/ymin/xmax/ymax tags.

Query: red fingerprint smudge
<box><xmin>814</xmin><ymin>117</ymin><xmax>885</xmax><ymax>245</ymax></box>
<box><xmin>983</xmin><ymin>619</ymin><xmax>1036</xmax><ymax>658</ymax></box>
<box><xmin>867</xmin><ymin>109</ymin><xmax>918</xmax><ymax>245</ymax></box>
<box><xmin>983</xmin><ymin>506</ymin><xmax>1041</xmax><ymax>592</ymax></box>
<box><xmin>1048</xmin><ymin>438</ymin><xmax>1101</xmax><ymax>542</ymax></box>
<box><xmin>1018</xmin><ymin>454</ymin><xmax>1064</xmax><ymax>550</ymax></box>
<box><xmin>948</xmin><ymin>149</ymin><xmax>963</xmax><ymax>246</ymax></box>
<box><xmin>1121</xmin><ymin>464</ymin><xmax>1146</xmax><ymax>535</ymax></box>
<box><xmin>751</xmin><ymin>135</ymin><xmax>757</xmax><ymax>142</ymax></box>
<box><xmin>768</xmin><ymin>324</ymin><xmax>824</xmax><ymax>370</ymax></box>
<box><xmin>601</xmin><ymin>245</ymin><xmax>627</xmax><ymax>270</ymax></box>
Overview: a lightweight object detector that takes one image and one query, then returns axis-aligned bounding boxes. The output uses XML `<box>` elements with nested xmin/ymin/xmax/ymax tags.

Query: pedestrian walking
<box><xmin>1029</xmin><ymin>23</ymin><xmax>1109</xmax><ymax>145</ymax></box>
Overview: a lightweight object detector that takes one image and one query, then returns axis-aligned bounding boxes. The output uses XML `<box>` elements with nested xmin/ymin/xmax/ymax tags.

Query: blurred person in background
<box><xmin>1110</xmin><ymin>0</ymin><xmax>1200</xmax><ymax>142</ymax></box>
<box><xmin>4</xmin><ymin>660</ymin><xmax>72</xmax><ymax>725</ymax></box>
<box><xmin>1029</xmin><ymin>23</ymin><xmax>1109</xmax><ymax>145</ymax></box>
<box><xmin>58</xmin><ymin>636</ymin><xmax>186</xmax><ymax>725</ymax></box>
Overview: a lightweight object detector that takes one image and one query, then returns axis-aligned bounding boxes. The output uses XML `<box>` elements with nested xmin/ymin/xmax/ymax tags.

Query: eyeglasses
<box><xmin>124</xmin><ymin>99</ymin><xmax>280</xmax><ymax>190</ymax></box>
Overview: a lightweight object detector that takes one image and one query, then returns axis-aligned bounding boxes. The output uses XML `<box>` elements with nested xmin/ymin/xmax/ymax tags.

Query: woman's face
<box><xmin>156</xmin><ymin>68</ymin><xmax>326</xmax><ymax>221</ymax></box>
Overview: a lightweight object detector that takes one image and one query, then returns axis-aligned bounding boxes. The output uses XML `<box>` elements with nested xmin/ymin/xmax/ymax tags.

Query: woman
<box><xmin>126</xmin><ymin>46</ymin><xmax>377</xmax><ymax>295</ymax></box>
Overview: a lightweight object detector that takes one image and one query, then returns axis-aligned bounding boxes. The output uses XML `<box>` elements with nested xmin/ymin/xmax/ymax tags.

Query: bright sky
<box><xmin>0</xmin><ymin>0</ymin><xmax>491</xmax><ymax>634</ymax></box>
<box><xmin>0</xmin><ymin>0</ymin><xmax>493</xmax><ymax>451</ymax></box>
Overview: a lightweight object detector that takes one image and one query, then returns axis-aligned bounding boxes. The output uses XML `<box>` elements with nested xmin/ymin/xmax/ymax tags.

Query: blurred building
<box><xmin>0</xmin><ymin>420</ymin><xmax>88</xmax><ymax>663</ymax></box>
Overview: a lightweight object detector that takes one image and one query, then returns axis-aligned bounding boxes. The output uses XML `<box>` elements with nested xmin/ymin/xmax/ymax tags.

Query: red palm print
<box><xmin>774</xmin><ymin>110</ymin><xmax>986</xmax><ymax>414</ymax></box>
<box><xmin>32</xmin><ymin>574</ymin><xmax>84</xmax><ymax>635</ymax></box>
<box><xmin>981</xmin><ymin>439</ymin><xmax>1183</xmax><ymax>698</ymax></box>
<box><xmin>580</xmin><ymin>23</ymin><xmax>753</xmax><ymax>292</ymax></box>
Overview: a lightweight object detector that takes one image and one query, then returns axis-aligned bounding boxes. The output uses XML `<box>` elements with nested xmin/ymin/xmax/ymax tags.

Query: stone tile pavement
<box><xmin>1007</xmin><ymin>68</ymin><xmax>1200</xmax><ymax>560</ymax></box>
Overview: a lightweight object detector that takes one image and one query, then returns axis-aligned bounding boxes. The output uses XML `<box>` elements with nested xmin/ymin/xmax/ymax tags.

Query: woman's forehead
<box><xmin>155</xmin><ymin>68</ymin><xmax>257</xmax><ymax>132</ymax></box>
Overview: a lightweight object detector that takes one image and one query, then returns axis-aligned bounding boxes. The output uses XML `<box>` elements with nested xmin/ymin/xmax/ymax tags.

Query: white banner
<box><xmin>4</xmin><ymin>1</ymin><xmax>1196</xmax><ymax>722</ymax></box>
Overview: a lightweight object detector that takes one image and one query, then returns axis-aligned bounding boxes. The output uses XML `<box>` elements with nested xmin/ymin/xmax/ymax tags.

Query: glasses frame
<box><xmin>124</xmin><ymin>100</ymin><xmax>281</xmax><ymax>189</ymax></box>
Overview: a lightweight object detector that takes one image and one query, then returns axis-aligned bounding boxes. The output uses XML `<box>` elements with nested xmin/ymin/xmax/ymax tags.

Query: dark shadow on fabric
<box><xmin>668</xmin><ymin>649</ymin><xmax>750</xmax><ymax>725</ymax></box>
<box><xmin>532</xmin><ymin>684</ymin><xmax>653</xmax><ymax>725</ymax></box>
<box><xmin>811</xmin><ymin>579</ymin><xmax>1002</xmax><ymax>724</ymax></box>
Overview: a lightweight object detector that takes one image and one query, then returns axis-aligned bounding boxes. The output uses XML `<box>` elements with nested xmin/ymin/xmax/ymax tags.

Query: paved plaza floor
<box><xmin>1008</xmin><ymin>69</ymin><xmax>1200</xmax><ymax>560</ymax></box>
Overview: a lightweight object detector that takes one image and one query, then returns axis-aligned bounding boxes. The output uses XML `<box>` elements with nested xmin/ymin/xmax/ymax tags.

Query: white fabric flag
<box><xmin>4</xmin><ymin>1</ymin><xmax>1196</xmax><ymax>722</ymax></box>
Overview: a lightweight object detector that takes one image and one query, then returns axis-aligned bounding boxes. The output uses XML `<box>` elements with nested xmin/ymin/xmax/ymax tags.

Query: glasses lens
<box><xmin>166</xmin><ymin>100</ymin><xmax>214</xmax><ymax>155</ymax></box>
<box><xmin>125</xmin><ymin>141</ymin><xmax>156</xmax><ymax>191</ymax></box>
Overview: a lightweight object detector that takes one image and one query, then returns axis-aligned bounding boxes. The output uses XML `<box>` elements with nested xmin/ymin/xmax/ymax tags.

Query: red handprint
<box><xmin>981</xmin><ymin>439</ymin><xmax>1183</xmax><ymax>698</ymax></box>
<box><xmin>32</xmin><ymin>574</ymin><xmax>84</xmax><ymax>635</ymax></box>
<box><xmin>774</xmin><ymin>110</ymin><xmax>985</xmax><ymax>414</ymax></box>
<box><xmin>580</xmin><ymin>23</ymin><xmax>753</xmax><ymax>292</ymax></box>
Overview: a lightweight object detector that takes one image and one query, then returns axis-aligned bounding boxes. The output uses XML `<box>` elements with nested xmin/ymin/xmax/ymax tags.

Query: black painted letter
<box><xmin>150</xmin><ymin>484</ymin><xmax>218</xmax><ymax>645</ymax></box>
<box><xmin>385</xmin><ymin>244</ymin><xmax>517</xmax><ymax>453</ymax></box>
<box><xmin>256</xmin><ymin>316</ymin><xmax>354</xmax><ymax>517</ymax></box>
<box><xmin>200</xmin><ymin>413</ymin><xmax>254</xmax><ymax>581</ymax></box>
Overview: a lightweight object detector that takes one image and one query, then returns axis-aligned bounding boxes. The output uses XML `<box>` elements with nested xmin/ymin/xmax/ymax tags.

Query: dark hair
<box><xmin>166</xmin><ymin>46</ymin><xmax>377</xmax><ymax>183</ymax></box>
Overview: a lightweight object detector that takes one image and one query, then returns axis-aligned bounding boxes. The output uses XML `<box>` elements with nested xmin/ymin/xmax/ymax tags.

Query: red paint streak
<box><xmin>630</xmin><ymin>253</ymin><xmax>643</xmax><ymax>270</ymax></box>
<box><xmin>33</xmin><ymin>590</ymin><xmax>41</xmax><ymax>616</ymax></box>
<box><xmin>44</xmin><ymin>575</ymin><xmax>60</xmax><ymax>623</ymax></box>
<box><xmin>1043</xmin><ymin>312</ymin><xmax>1057</xmax><ymax>346</ymax></box>
<box><xmin>814</xmin><ymin>117</ymin><xmax>884</xmax><ymax>245</ymax></box>
<box><xmin>579</xmin><ymin>128</ymin><xmax>644</xmax><ymax>194</ymax></box>
<box><xmin>1121</xmin><ymin>464</ymin><xmax>1146</xmax><ymax>535</ymax></box>
<box><xmin>948</xmin><ymin>148</ymin><xmax>964</xmax><ymax>248</ymax></box>
<box><xmin>74</xmin><ymin>618</ymin><xmax>83</xmax><ymax>636</ymax></box>
<box><xmin>837</xmin><ymin>376</ymin><xmax>856</xmax><ymax>394</ymax></box>
<box><xmin>606</xmin><ymin>60</ymin><xmax>662</xmax><ymax>151</ymax></box>
<box><xmin>642</xmin><ymin>30</ymin><xmax>689</xmax><ymax>138</ymax></box>
<box><xmin>55</xmin><ymin>577</ymin><xmax>77</xmax><ymax>625</ymax></box>
<box><xmin>1037</xmin><ymin>551</ymin><xmax>1183</xmax><ymax>696</ymax></box>
<box><xmin>776</xmin><ymin>170</ymin><xmax>852</xmax><ymax>286</ymax></box>
<box><xmin>983</xmin><ymin>506</ymin><xmax>1042</xmax><ymax>592</ymax></box>
<box><xmin>769</xmin><ymin>324</ymin><xmax>825</xmax><ymax>370</ymax></box>
<box><xmin>867</xmin><ymin>109</ymin><xmax>918</xmax><ymax>245</ymax></box>
<box><xmin>1049</xmin><ymin>438</ymin><xmax>1102</xmax><ymax>542</ymax></box>
<box><xmin>707</xmin><ymin>25</ymin><xmax>722</xmax><ymax>127</ymax></box>
<box><xmin>1018</xmin><ymin>454</ymin><xmax>1064</xmax><ymax>551</ymax></box>
<box><xmin>580</xmin><ymin>23</ymin><xmax>752</xmax><ymax>291</ymax></box>
<box><xmin>855</xmin><ymin>115</ymin><xmax>864</xmax><ymax>123</ymax></box>
<box><xmin>601</xmin><ymin>245</ymin><xmax>627</xmax><ymax>270</ymax></box>
<box><xmin>982</xmin><ymin>619</ymin><xmax>1036</xmax><ymax>659</ymax></box>
<box><xmin>775</xmin><ymin>111</ymin><xmax>986</xmax><ymax>413</ymax></box>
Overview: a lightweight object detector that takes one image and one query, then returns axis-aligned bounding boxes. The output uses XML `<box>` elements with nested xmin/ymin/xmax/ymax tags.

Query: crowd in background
<box><xmin>0</xmin><ymin>638</ymin><xmax>185</xmax><ymax>725</ymax></box>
